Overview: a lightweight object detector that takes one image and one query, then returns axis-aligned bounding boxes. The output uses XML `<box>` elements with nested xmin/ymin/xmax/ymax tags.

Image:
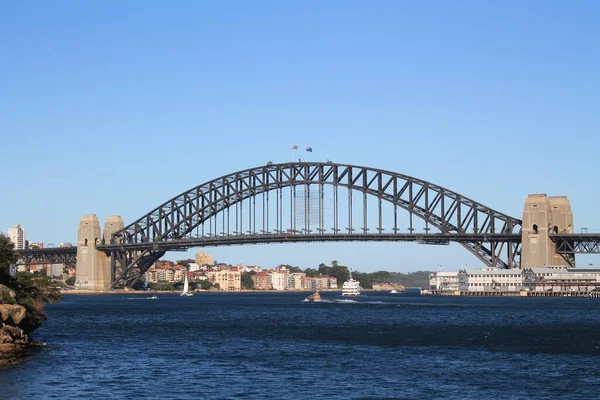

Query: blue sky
<box><xmin>1</xmin><ymin>1</ymin><xmax>599</xmax><ymax>272</ymax></box>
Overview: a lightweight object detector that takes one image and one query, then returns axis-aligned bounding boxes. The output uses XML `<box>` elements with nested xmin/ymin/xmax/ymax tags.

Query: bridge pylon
<box><xmin>76</xmin><ymin>214</ymin><xmax>123</xmax><ymax>290</ymax></box>
<box><xmin>521</xmin><ymin>194</ymin><xmax>574</xmax><ymax>268</ymax></box>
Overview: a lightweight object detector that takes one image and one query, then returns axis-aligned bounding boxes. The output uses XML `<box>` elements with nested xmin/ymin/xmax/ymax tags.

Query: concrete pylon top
<box><xmin>105</xmin><ymin>215</ymin><xmax>124</xmax><ymax>223</ymax></box>
<box><xmin>79</xmin><ymin>214</ymin><xmax>100</xmax><ymax>224</ymax></box>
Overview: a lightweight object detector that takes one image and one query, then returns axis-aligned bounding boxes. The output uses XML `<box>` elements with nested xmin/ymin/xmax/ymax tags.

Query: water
<box><xmin>2</xmin><ymin>291</ymin><xmax>600</xmax><ymax>399</ymax></box>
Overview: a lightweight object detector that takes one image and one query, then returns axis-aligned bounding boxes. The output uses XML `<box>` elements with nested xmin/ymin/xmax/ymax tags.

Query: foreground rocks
<box><xmin>0</xmin><ymin>285</ymin><xmax>44</xmax><ymax>364</ymax></box>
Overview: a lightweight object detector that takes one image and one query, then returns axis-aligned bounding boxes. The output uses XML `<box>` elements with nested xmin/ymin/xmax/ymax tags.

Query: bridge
<box><xmin>15</xmin><ymin>161</ymin><xmax>600</xmax><ymax>289</ymax></box>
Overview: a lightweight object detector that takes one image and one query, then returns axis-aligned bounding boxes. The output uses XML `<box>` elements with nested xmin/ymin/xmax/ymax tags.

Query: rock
<box><xmin>0</xmin><ymin>304</ymin><xmax>27</xmax><ymax>325</ymax></box>
<box><xmin>0</xmin><ymin>324</ymin><xmax>32</xmax><ymax>364</ymax></box>
<box><xmin>0</xmin><ymin>284</ymin><xmax>16</xmax><ymax>303</ymax></box>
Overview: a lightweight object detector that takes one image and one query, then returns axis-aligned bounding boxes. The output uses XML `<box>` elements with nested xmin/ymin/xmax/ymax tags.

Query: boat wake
<box><xmin>302</xmin><ymin>298</ymin><xmax>392</xmax><ymax>305</ymax></box>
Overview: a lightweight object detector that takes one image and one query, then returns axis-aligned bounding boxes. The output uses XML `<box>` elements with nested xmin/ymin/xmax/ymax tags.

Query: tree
<box><xmin>65</xmin><ymin>277</ymin><xmax>76</xmax><ymax>286</ymax></box>
<box><xmin>194</xmin><ymin>279</ymin><xmax>213</xmax><ymax>290</ymax></box>
<box><xmin>288</xmin><ymin>266</ymin><xmax>303</xmax><ymax>273</ymax></box>
<box><xmin>176</xmin><ymin>260</ymin><xmax>191</xmax><ymax>268</ymax></box>
<box><xmin>355</xmin><ymin>272</ymin><xmax>373</xmax><ymax>289</ymax></box>
<box><xmin>330</xmin><ymin>265</ymin><xmax>350</xmax><ymax>286</ymax></box>
<box><xmin>370</xmin><ymin>270</ymin><xmax>392</xmax><ymax>283</ymax></box>
<box><xmin>0</xmin><ymin>234</ymin><xmax>18</xmax><ymax>284</ymax></box>
<box><xmin>318</xmin><ymin>263</ymin><xmax>331</xmax><ymax>276</ymax></box>
<box><xmin>304</xmin><ymin>268</ymin><xmax>319</xmax><ymax>278</ymax></box>
<box><xmin>241</xmin><ymin>271</ymin><xmax>255</xmax><ymax>289</ymax></box>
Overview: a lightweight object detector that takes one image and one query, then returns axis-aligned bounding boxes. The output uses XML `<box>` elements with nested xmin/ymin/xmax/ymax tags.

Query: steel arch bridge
<box><xmin>96</xmin><ymin>161</ymin><xmax>522</xmax><ymax>288</ymax></box>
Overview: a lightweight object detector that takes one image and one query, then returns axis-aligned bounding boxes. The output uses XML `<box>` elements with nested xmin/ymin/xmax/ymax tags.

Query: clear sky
<box><xmin>2</xmin><ymin>1</ymin><xmax>599</xmax><ymax>272</ymax></box>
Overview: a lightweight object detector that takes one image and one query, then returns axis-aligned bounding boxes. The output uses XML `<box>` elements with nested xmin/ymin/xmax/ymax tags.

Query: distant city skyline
<box><xmin>2</xmin><ymin>1</ymin><xmax>599</xmax><ymax>272</ymax></box>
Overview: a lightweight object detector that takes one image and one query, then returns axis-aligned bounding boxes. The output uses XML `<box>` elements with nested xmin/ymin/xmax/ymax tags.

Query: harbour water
<box><xmin>2</xmin><ymin>290</ymin><xmax>600</xmax><ymax>399</ymax></box>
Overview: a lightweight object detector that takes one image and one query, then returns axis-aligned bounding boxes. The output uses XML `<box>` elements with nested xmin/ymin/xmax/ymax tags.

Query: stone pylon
<box><xmin>76</xmin><ymin>215</ymin><xmax>124</xmax><ymax>290</ymax></box>
<box><xmin>521</xmin><ymin>194</ymin><xmax>574</xmax><ymax>268</ymax></box>
<box><xmin>103</xmin><ymin>216</ymin><xmax>124</xmax><ymax>285</ymax></box>
<box><xmin>76</xmin><ymin>214</ymin><xmax>104</xmax><ymax>290</ymax></box>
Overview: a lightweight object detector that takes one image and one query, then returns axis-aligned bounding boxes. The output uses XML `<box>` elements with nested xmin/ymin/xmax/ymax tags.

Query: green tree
<box><xmin>331</xmin><ymin>265</ymin><xmax>350</xmax><ymax>286</ymax></box>
<box><xmin>241</xmin><ymin>271</ymin><xmax>255</xmax><ymax>289</ymax></box>
<box><xmin>65</xmin><ymin>276</ymin><xmax>76</xmax><ymax>286</ymax></box>
<box><xmin>370</xmin><ymin>270</ymin><xmax>392</xmax><ymax>283</ymax></box>
<box><xmin>304</xmin><ymin>268</ymin><xmax>319</xmax><ymax>277</ymax></box>
<box><xmin>0</xmin><ymin>234</ymin><xmax>18</xmax><ymax>284</ymax></box>
<box><xmin>194</xmin><ymin>279</ymin><xmax>213</xmax><ymax>290</ymax></box>
<box><xmin>318</xmin><ymin>263</ymin><xmax>332</xmax><ymax>276</ymax></box>
<box><xmin>354</xmin><ymin>272</ymin><xmax>373</xmax><ymax>289</ymax></box>
<box><xmin>288</xmin><ymin>266</ymin><xmax>303</xmax><ymax>273</ymax></box>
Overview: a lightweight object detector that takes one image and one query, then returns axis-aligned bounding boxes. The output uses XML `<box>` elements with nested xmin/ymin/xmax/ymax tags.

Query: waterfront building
<box><xmin>188</xmin><ymin>262</ymin><xmax>201</xmax><ymax>272</ymax></box>
<box><xmin>207</xmin><ymin>270</ymin><xmax>241</xmax><ymax>291</ymax></box>
<box><xmin>251</xmin><ymin>271</ymin><xmax>272</xmax><ymax>290</ymax></box>
<box><xmin>7</xmin><ymin>224</ymin><xmax>26</xmax><ymax>250</ymax></box>
<box><xmin>194</xmin><ymin>251</ymin><xmax>213</xmax><ymax>266</ymax></box>
<box><xmin>450</xmin><ymin>266</ymin><xmax>600</xmax><ymax>294</ymax></box>
<box><xmin>305</xmin><ymin>277</ymin><xmax>317</xmax><ymax>291</ymax></box>
<box><xmin>429</xmin><ymin>271</ymin><xmax>460</xmax><ymax>292</ymax></box>
<box><xmin>288</xmin><ymin>272</ymin><xmax>306</xmax><ymax>290</ymax></box>
<box><xmin>28</xmin><ymin>242</ymin><xmax>44</xmax><ymax>249</ymax></box>
<box><xmin>458</xmin><ymin>268</ymin><xmax>523</xmax><ymax>292</ymax></box>
<box><xmin>271</xmin><ymin>271</ymin><xmax>288</xmax><ymax>290</ymax></box>
<box><xmin>173</xmin><ymin>266</ymin><xmax>185</xmax><ymax>282</ymax></box>
<box><xmin>315</xmin><ymin>276</ymin><xmax>337</xmax><ymax>290</ymax></box>
<box><xmin>157</xmin><ymin>268</ymin><xmax>175</xmax><ymax>282</ymax></box>
<box><xmin>145</xmin><ymin>267</ymin><xmax>159</xmax><ymax>283</ymax></box>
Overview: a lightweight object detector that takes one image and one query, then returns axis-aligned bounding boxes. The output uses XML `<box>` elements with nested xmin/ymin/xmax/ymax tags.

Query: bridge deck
<box><xmin>97</xmin><ymin>233</ymin><xmax>523</xmax><ymax>252</ymax></box>
<box><xmin>550</xmin><ymin>234</ymin><xmax>600</xmax><ymax>254</ymax></box>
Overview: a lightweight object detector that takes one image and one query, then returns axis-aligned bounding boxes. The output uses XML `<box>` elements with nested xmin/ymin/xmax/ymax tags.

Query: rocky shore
<box><xmin>0</xmin><ymin>285</ymin><xmax>44</xmax><ymax>365</ymax></box>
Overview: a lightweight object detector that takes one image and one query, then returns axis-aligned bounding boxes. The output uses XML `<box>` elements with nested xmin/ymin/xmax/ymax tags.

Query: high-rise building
<box><xmin>194</xmin><ymin>251</ymin><xmax>213</xmax><ymax>265</ymax></box>
<box><xmin>7</xmin><ymin>224</ymin><xmax>26</xmax><ymax>250</ymax></box>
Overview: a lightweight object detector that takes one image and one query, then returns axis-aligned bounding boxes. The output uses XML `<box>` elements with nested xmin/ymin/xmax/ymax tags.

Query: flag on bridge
<box><xmin>292</xmin><ymin>145</ymin><xmax>298</xmax><ymax>150</ymax></box>
<box><xmin>306</xmin><ymin>147</ymin><xmax>312</xmax><ymax>152</ymax></box>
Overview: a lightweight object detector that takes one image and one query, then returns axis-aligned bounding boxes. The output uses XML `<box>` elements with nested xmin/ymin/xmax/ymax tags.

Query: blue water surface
<box><xmin>1</xmin><ymin>290</ymin><xmax>599</xmax><ymax>399</ymax></box>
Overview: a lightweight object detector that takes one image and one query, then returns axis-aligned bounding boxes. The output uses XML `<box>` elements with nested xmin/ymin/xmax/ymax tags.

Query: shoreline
<box><xmin>61</xmin><ymin>288</ymin><xmax>394</xmax><ymax>295</ymax></box>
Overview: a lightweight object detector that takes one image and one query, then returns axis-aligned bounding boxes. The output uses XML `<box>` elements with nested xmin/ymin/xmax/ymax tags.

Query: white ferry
<box><xmin>342</xmin><ymin>274</ymin><xmax>361</xmax><ymax>296</ymax></box>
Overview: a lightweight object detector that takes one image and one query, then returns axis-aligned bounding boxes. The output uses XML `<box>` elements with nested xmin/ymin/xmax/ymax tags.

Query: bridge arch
<box><xmin>105</xmin><ymin>162</ymin><xmax>521</xmax><ymax>287</ymax></box>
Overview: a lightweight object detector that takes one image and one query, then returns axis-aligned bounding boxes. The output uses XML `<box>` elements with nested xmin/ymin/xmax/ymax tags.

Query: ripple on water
<box><xmin>1</xmin><ymin>293</ymin><xmax>600</xmax><ymax>399</ymax></box>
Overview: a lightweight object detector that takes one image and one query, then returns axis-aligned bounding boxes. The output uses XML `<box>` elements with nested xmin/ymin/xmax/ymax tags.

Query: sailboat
<box><xmin>180</xmin><ymin>272</ymin><xmax>193</xmax><ymax>297</ymax></box>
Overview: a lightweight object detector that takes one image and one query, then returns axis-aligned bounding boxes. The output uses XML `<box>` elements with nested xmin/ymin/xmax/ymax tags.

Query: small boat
<box><xmin>306</xmin><ymin>291</ymin><xmax>321</xmax><ymax>301</ymax></box>
<box><xmin>390</xmin><ymin>289</ymin><xmax>398</xmax><ymax>294</ymax></box>
<box><xmin>150</xmin><ymin>295</ymin><xmax>158</xmax><ymax>299</ymax></box>
<box><xmin>181</xmin><ymin>273</ymin><xmax>193</xmax><ymax>297</ymax></box>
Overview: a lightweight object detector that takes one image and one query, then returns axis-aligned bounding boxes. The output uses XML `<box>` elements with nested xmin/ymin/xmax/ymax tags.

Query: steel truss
<box><xmin>552</xmin><ymin>235</ymin><xmax>600</xmax><ymax>254</ymax></box>
<box><xmin>16</xmin><ymin>247</ymin><xmax>78</xmax><ymax>265</ymax></box>
<box><xmin>98</xmin><ymin>162</ymin><xmax>523</xmax><ymax>287</ymax></box>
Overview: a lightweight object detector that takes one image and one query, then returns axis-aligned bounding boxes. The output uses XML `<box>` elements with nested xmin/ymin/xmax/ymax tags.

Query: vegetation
<box><xmin>299</xmin><ymin>261</ymin><xmax>431</xmax><ymax>289</ymax></box>
<box><xmin>0</xmin><ymin>234</ymin><xmax>62</xmax><ymax>333</ymax></box>
<box><xmin>241</xmin><ymin>271</ymin><xmax>255</xmax><ymax>289</ymax></box>
<box><xmin>385</xmin><ymin>271</ymin><xmax>432</xmax><ymax>288</ymax></box>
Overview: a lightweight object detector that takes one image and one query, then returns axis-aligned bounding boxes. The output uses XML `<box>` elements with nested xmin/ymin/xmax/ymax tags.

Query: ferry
<box><xmin>342</xmin><ymin>274</ymin><xmax>361</xmax><ymax>296</ymax></box>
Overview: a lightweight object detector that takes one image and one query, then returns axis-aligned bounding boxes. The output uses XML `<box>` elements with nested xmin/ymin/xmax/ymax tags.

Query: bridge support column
<box><xmin>103</xmin><ymin>216</ymin><xmax>124</xmax><ymax>287</ymax></box>
<box><xmin>76</xmin><ymin>215</ymin><xmax>106</xmax><ymax>290</ymax></box>
<box><xmin>521</xmin><ymin>194</ymin><xmax>574</xmax><ymax>268</ymax></box>
<box><xmin>76</xmin><ymin>215</ymin><xmax>124</xmax><ymax>290</ymax></box>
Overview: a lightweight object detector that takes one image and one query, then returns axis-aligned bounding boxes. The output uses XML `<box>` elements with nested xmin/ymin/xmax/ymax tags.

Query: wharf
<box><xmin>426</xmin><ymin>290</ymin><xmax>600</xmax><ymax>298</ymax></box>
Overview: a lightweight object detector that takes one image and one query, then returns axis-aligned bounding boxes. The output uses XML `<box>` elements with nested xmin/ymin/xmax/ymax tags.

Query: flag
<box><xmin>292</xmin><ymin>145</ymin><xmax>298</xmax><ymax>150</ymax></box>
<box><xmin>306</xmin><ymin>147</ymin><xmax>312</xmax><ymax>152</ymax></box>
